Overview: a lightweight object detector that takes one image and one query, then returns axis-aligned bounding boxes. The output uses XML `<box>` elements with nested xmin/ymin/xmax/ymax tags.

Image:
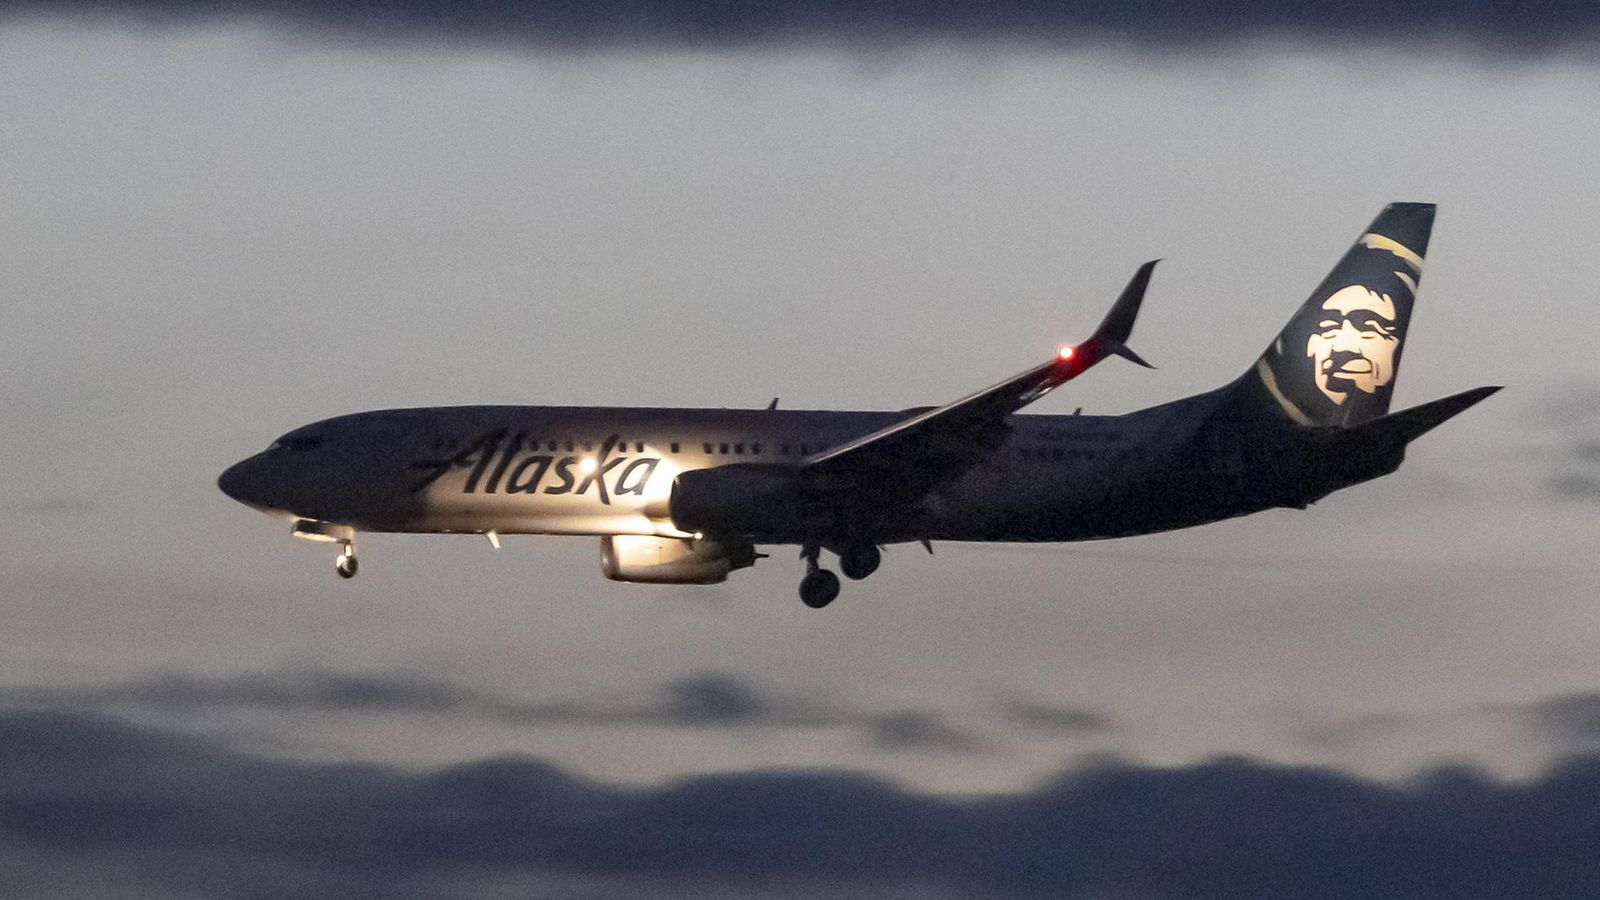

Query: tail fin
<box><xmin>1250</xmin><ymin>203</ymin><xmax>1435</xmax><ymax>428</ymax></box>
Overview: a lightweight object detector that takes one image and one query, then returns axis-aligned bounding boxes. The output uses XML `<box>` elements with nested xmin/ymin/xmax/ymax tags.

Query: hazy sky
<box><xmin>3</xmin><ymin>6</ymin><xmax>1600</xmax><ymax>897</ymax></box>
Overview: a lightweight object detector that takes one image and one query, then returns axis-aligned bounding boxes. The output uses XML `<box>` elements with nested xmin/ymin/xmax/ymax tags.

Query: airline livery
<box><xmin>219</xmin><ymin>204</ymin><xmax>1498</xmax><ymax>608</ymax></box>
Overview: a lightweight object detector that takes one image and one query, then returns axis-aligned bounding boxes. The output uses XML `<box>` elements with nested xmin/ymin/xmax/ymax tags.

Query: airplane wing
<box><xmin>800</xmin><ymin>261</ymin><xmax>1159</xmax><ymax>497</ymax></box>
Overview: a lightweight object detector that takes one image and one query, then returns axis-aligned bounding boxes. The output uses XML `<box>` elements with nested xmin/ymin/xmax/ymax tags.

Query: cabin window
<box><xmin>752</xmin><ymin>443</ymin><xmax>762</xmax><ymax>455</ymax></box>
<box><xmin>582</xmin><ymin>441</ymin><xmax>593</xmax><ymax>452</ymax></box>
<box><xmin>564</xmin><ymin>440</ymin><xmax>574</xmax><ymax>452</ymax></box>
<box><xmin>719</xmin><ymin>442</ymin><xmax>730</xmax><ymax>454</ymax></box>
<box><xmin>703</xmin><ymin>442</ymin><xmax>713</xmax><ymax>454</ymax></box>
<box><xmin>670</xmin><ymin>442</ymin><xmax>680</xmax><ymax>454</ymax></box>
<box><xmin>734</xmin><ymin>443</ymin><xmax>745</xmax><ymax>454</ymax></box>
<box><xmin>635</xmin><ymin>441</ymin><xmax>644</xmax><ymax>453</ymax></box>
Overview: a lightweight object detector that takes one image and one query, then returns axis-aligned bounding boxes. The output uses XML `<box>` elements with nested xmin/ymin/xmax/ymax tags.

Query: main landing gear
<box><xmin>798</xmin><ymin>544</ymin><xmax>841</xmax><ymax>609</ymax></box>
<box><xmin>797</xmin><ymin>543</ymin><xmax>883</xmax><ymax>609</ymax></box>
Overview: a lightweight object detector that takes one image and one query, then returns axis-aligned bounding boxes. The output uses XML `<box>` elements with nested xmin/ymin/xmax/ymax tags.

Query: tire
<box><xmin>799</xmin><ymin>570</ymin><xmax>841</xmax><ymax>608</ymax></box>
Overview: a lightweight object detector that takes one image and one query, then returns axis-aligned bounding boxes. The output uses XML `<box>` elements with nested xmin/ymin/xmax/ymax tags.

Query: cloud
<box><xmin>0</xmin><ymin>667</ymin><xmax>1028</xmax><ymax>754</ymax></box>
<box><xmin>1523</xmin><ymin>385</ymin><xmax>1600</xmax><ymax>501</ymax></box>
<box><xmin>1299</xmin><ymin>711</ymin><xmax>1415</xmax><ymax>749</ymax></box>
<box><xmin>864</xmin><ymin>710</ymin><xmax>987</xmax><ymax>753</ymax></box>
<box><xmin>4</xmin><ymin>708</ymin><xmax>1600</xmax><ymax>899</ymax></box>
<box><xmin>1531</xmin><ymin>692</ymin><xmax>1600</xmax><ymax>746</ymax></box>
<box><xmin>6</xmin><ymin>0</ymin><xmax>1600</xmax><ymax>50</ymax></box>
<box><xmin>0</xmin><ymin>497</ymin><xmax>100</xmax><ymax>519</ymax></box>
<box><xmin>996</xmin><ymin>698</ymin><xmax>1113</xmax><ymax>736</ymax></box>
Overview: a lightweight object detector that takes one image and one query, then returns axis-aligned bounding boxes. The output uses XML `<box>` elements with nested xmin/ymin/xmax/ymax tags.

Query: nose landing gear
<box><xmin>335</xmin><ymin>542</ymin><xmax>358</xmax><ymax>579</ymax></box>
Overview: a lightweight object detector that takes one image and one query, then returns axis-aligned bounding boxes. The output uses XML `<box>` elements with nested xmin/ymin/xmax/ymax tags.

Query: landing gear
<box><xmin>798</xmin><ymin>543</ymin><xmax>841</xmax><ymax>609</ymax></box>
<box><xmin>838</xmin><ymin>545</ymin><xmax>881</xmax><ymax>581</ymax></box>
<box><xmin>799</xmin><ymin>569</ymin><xmax>840</xmax><ymax>609</ymax></box>
<box><xmin>335</xmin><ymin>542</ymin><xmax>358</xmax><ymax>579</ymax></box>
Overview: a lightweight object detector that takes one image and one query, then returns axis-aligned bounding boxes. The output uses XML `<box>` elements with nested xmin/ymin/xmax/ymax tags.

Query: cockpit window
<box><xmin>269</xmin><ymin>435</ymin><xmax>324</xmax><ymax>452</ymax></box>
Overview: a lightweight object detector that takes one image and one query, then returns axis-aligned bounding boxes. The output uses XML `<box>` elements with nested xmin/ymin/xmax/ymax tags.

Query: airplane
<box><xmin>219</xmin><ymin>203</ymin><xmax>1499</xmax><ymax>609</ymax></box>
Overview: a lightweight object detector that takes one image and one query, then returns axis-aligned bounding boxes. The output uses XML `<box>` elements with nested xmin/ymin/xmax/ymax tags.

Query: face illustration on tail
<box><xmin>1254</xmin><ymin>204</ymin><xmax>1432</xmax><ymax>427</ymax></box>
<box><xmin>1306</xmin><ymin>278</ymin><xmax>1406</xmax><ymax>405</ymax></box>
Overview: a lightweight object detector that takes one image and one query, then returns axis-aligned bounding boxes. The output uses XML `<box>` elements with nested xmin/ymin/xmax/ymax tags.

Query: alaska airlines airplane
<box><xmin>219</xmin><ymin>203</ymin><xmax>1497</xmax><ymax>608</ymax></box>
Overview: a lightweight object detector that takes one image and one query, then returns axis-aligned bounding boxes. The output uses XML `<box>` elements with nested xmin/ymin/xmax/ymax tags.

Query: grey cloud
<box><xmin>0</xmin><ymin>667</ymin><xmax>487</xmax><ymax>716</ymax></box>
<box><xmin>659</xmin><ymin>671</ymin><xmax>781</xmax><ymax>726</ymax></box>
<box><xmin>0</xmin><ymin>667</ymin><xmax>988</xmax><ymax>753</ymax></box>
<box><xmin>6</xmin><ymin>1</ymin><xmax>1600</xmax><ymax>51</ymax></box>
<box><xmin>5</xmin><ymin>709</ymin><xmax>1600</xmax><ymax>899</ymax></box>
<box><xmin>864</xmin><ymin>710</ymin><xmax>987</xmax><ymax>754</ymax></box>
<box><xmin>1300</xmin><ymin>712</ymin><xmax>1415</xmax><ymax>750</ymax></box>
<box><xmin>995</xmin><ymin>698</ymin><xmax>1113</xmax><ymax>736</ymax></box>
<box><xmin>1549</xmin><ymin>474</ymin><xmax>1600</xmax><ymax>500</ymax></box>
<box><xmin>1</xmin><ymin>497</ymin><xmax>100</xmax><ymax>519</ymax></box>
<box><xmin>1531</xmin><ymin>691</ymin><xmax>1600</xmax><ymax>746</ymax></box>
<box><xmin>1525</xmin><ymin>385</ymin><xmax>1600</xmax><ymax>501</ymax></box>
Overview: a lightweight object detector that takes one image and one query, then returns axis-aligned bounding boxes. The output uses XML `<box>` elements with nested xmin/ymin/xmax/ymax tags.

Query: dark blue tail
<box><xmin>1247</xmin><ymin>202</ymin><xmax>1434</xmax><ymax>428</ymax></box>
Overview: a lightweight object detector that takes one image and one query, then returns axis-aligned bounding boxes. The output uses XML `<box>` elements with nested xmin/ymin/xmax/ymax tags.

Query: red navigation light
<box><xmin>1058</xmin><ymin>345</ymin><xmax>1076</xmax><ymax>361</ymax></box>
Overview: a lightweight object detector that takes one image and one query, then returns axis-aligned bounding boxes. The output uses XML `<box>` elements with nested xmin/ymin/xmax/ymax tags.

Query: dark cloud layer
<box><xmin>3</xmin><ymin>709</ymin><xmax>1600</xmax><ymax>899</ymax></box>
<box><xmin>7</xmin><ymin>0</ymin><xmax>1600</xmax><ymax>49</ymax></box>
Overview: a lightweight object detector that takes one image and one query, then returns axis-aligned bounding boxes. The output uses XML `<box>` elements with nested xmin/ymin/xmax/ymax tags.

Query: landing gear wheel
<box><xmin>335</xmin><ymin>545</ymin><xmax>358</xmax><ymax>579</ymax></box>
<box><xmin>799</xmin><ymin>570</ymin><xmax>841</xmax><ymax>609</ymax></box>
<box><xmin>839</xmin><ymin>545</ymin><xmax>881</xmax><ymax>581</ymax></box>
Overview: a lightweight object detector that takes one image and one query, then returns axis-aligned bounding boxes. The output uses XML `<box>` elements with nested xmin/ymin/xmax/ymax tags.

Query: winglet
<box><xmin>1075</xmin><ymin>259</ymin><xmax>1158</xmax><ymax>370</ymax></box>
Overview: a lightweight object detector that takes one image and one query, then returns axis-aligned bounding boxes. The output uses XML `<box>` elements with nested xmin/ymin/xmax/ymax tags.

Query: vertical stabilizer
<box><xmin>1250</xmin><ymin>203</ymin><xmax>1434</xmax><ymax>427</ymax></box>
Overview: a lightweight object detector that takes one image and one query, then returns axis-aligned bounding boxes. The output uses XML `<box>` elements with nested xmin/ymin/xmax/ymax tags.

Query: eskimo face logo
<box><xmin>1306</xmin><ymin>284</ymin><xmax>1401</xmax><ymax>405</ymax></box>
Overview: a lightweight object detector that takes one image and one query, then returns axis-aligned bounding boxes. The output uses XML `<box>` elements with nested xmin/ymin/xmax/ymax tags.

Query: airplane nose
<box><xmin>218</xmin><ymin>456</ymin><xmax>278</xmax><ymax>510</ymax></box>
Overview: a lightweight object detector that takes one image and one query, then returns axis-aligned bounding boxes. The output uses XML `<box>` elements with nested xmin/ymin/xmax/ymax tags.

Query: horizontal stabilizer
<box><xmin>1325</xmin><ymin>385</ymin><xmax>1501</xmax><ymax>450</ymax></box>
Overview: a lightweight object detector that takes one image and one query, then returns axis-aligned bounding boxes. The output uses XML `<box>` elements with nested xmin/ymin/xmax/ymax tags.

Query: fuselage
<box><xmin>216</xmin><ymin>386</ymin><xmax>1310</xmax><ymax>547</ymax></box>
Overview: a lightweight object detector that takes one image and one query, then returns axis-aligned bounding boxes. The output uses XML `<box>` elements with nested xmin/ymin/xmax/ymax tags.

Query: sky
<box><xmin>3</xmin><ymin>2</ymin><xmax>1600</xmax><ymax>896</ymax></box>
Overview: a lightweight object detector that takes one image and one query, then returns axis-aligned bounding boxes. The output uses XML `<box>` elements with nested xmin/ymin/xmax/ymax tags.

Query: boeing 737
<box><xmin>219</xmin><ymin>203</ymin><xmax>1498</xmax><ymax>608</ymax></box>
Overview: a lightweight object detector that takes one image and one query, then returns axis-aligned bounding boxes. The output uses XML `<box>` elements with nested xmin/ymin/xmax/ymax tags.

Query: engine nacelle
<box><xmin>668</xmin><ymin>463</ymin><xmax>806</xmax><ymax>537</ymax></box>
<box><xmin>600</xmin><ymin>535</ymin><xmax>758</xmax><ymax>585</ymax></box>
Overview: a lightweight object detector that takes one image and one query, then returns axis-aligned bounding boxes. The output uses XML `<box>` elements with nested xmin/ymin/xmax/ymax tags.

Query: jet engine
<box><xmin>668</xmin><ymin>463</ymin><xmax>808</xmax><ymax>537</ymax></box>
<box><xmin>600</xmin><ymin>535</ymin><xmax>758</xmax><ymax>584</ymax></box>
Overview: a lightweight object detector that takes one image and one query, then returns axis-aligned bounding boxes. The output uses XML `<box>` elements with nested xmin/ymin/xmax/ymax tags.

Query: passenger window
<box><xmin>719</xmin><ymin>443</ymin><xmax>730</xmax><ymax>454</ymax></box>
<box><xmin>752</xmin><ymin>444</ymin><xmax>761</xmax><ymax>455</ymax></box>
<box><xmin>671</xmin><ymin>442</ymin><xmax>680</xmax><ymax>454</ymax></box>
<box><xmin>703</xmin><ymin>442</ymin><xmax>714</xmax><ymax>454</ymax></box>
<box><xmin>635</xmin><ymin>441</ymin><xmax>644</xmax><ymax>453</ymax></box>
<box><xmin>564</xmin><ymin>440</ymin><xmax>574</xmax><ymax>452</ymax></box>
<box><xmin>735</xmin><ymin>443</ymin><xmax>745</xmax><ymax>454</ymax></box>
